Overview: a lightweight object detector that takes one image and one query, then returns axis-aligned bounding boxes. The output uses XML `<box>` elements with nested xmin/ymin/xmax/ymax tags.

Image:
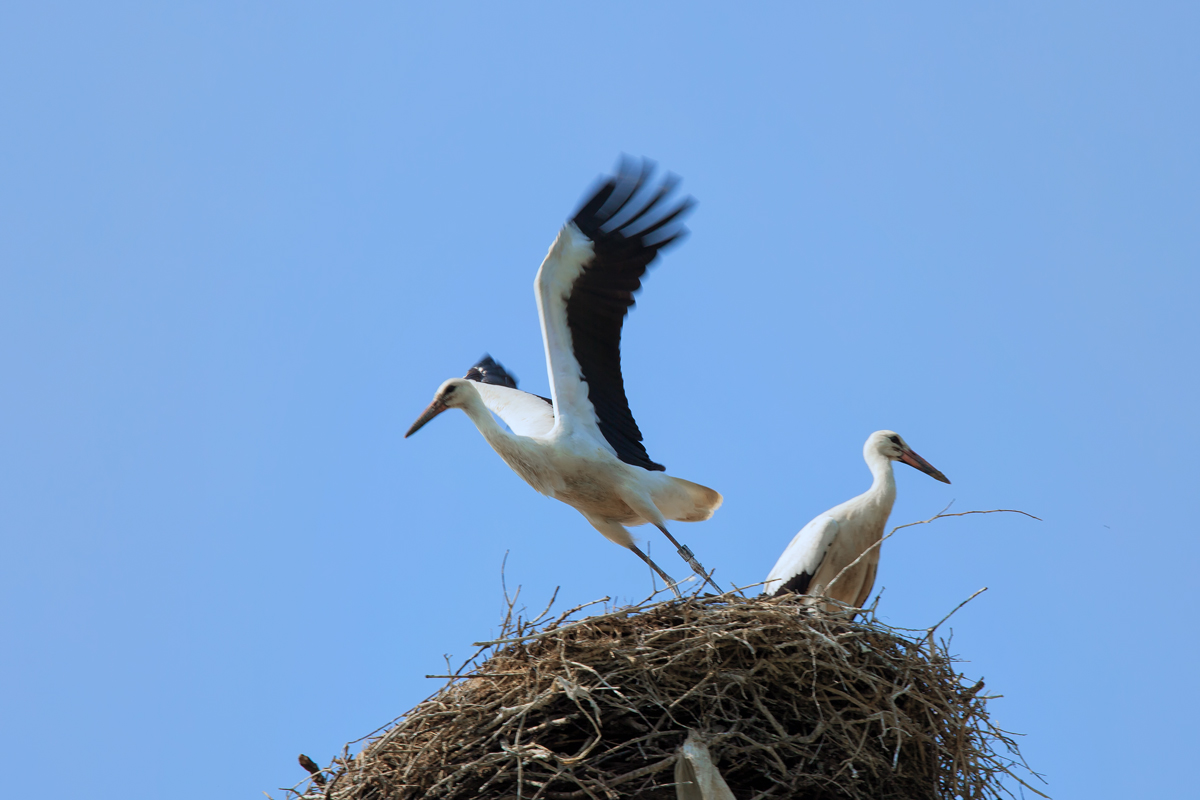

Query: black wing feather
<box><xmin>465</xmin><ymin>354</ymin><xmax>553</xmax><ymax>406</ymax></box>
<box><xmin>566</xmin><ymin>159</ymin><xmax>694</xmax><ymax>472</ymax></box>
<box><xmin>774</xmin><ymin>571</ymin><xmax>815</xmax><ymax>597</ymax></box>
<box><xmin>464</xmin><ymin>354</ymin><xmax>520</xmax><ymax>388</ymax></box>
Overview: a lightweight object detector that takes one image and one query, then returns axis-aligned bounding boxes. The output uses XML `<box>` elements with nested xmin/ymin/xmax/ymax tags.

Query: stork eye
<box><xmin>888</xmin><ymin>435</ymin><xmax>901</xmax><ymax>445</ymax></box>
<box><xmin>444</xmin><ymin>385</ymin><xmax>456</xmax><ymax>394</ymax></box>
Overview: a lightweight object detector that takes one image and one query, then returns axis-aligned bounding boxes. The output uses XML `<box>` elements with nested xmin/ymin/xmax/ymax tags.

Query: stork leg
<box><xmin>653</xmin><ymin>524</ymin><xmax>724</xmax><ymax>595</ymax></box>
<box><xmin>628</xmin><ymin>543</ymin><xmax>682</xmax><ymax>599</ymax></box>
<box><xmin>583</xmin><ymin>513</ymin><xmax>683</xmax><ymax>599</ymax></box>
<box><xmin>616</xmin><ymin>491</ymin><xmax>724</xmax><ymax>594</ymax></box>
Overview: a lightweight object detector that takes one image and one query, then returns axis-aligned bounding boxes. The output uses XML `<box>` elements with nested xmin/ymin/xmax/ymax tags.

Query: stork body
<box><xmin>763</xmin><ymin>431</ymin><xmax>950</xmax><ymax>611</ymax></box>
<box><xmin>406</xmin><ymin>162</ymin><xmax>722</xmax><ymax>595</ymax></box>
<box><xmin>428</xmin><ymin>360</ymin><xmax>717</xmax><ymax>539</ymax></box>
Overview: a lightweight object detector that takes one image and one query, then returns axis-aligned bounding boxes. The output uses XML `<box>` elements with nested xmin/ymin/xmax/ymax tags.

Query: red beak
<box><xmin>405</xmin><ymin>400</ymin><xmax>448</xmax><ymax>438</ymax></box>
<box><xmin>899</xmin><ymin>449</ymin><xmax>951</xmax><ymax>484</ymax></box>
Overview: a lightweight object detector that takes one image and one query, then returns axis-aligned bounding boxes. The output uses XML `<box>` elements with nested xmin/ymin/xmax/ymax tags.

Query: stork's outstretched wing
<box><xmin>534</xmin><ymin>158</ymin><xmax>693</xmax><ymax>471</ymax></box>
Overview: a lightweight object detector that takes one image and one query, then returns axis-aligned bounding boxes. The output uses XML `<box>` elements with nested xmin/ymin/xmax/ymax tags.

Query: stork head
<box><xmin>405</xmin><ymin>378</ymin><xmax>477</xmax><ymax>438</ymax></box>
<box><xmin>868</xmin><ymin>430</ymin><xmax>951</xmax><ymax>484</ymax></box>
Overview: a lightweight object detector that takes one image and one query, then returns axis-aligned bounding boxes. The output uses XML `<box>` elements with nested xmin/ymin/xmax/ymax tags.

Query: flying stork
<box><xmin>762</xmin><ymin>431</ymin><xmax>950</xmax><ymax>611</ymax></box>
<box><xmin>405</xmin><ymin>160</ymin><xmax>723</xmax><ymax>597</ymax></box>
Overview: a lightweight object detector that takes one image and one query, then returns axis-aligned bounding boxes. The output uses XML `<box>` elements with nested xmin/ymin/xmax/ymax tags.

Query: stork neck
<box><xmin>458</xmin><ymin>391</ymin><xmax>512</xmax><ymax>448</ymax></box>
<box><xmin>864</xmin><ymin>450</ymin><xmax>898</xmax><ymax>511</ymax></box>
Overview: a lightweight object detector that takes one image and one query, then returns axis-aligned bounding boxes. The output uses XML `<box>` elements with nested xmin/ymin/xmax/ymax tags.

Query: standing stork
<box><xmin>763</xmin><ymin>431</ymin><xmax>950</xmax><ymax>611</ymax></box>
<box><xmin>405</xmin><ymin>160</ymin><xmax>723</xmax><ymax>596</ymax></box>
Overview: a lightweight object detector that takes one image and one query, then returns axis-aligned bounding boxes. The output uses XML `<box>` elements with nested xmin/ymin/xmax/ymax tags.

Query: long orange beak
<box><xmin>405</xmin><ymin>399</ymin><xmax>448</xmax><ymax>438</ymax></box>
<box><xmin>899</xmin><ymin>449</ymin><xmax>951</xmax><ymax>484</ymax></box>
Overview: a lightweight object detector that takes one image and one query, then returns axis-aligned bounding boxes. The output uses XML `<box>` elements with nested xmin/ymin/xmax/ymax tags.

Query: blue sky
<box><xmin>2</xmin><ymin>3</ymin><xmax>1197</xmax><ymax>797</ymax></box>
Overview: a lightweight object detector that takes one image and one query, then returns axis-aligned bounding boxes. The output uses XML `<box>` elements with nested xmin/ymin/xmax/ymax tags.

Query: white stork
<box><xmin>762</xmin><ymin>431</ymin><xmax>950</xmax><ymax>610</ymax></box>
<box><xmin>405</xmin><ymin>160</ymin><xmax>723</xmax><ymax>596</ymax></box>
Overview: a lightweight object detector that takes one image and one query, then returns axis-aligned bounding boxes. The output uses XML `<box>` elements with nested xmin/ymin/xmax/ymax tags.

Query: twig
<box><xmin>728</xmin><ymin>578</ymin><xmax>774</xmax><ymax>597</ymax></box>
<box><xmin>926</xmin><ymin>587</ymin><xmax>988</xmax><ymax>645</ymax></box>
<box><xmin>474</xmin><ymin>602</ymin><xmax>633</xmax><ymax>647</ymax></box>
<box><xmin>501</xmin><ymin>549</ymin><xmax>510</xmax><ymax>599</ymax></box>
<box><xmin>545</xmin><ymin>596</ymin><xmax>614</xmax><ymax>632</ymax></box>
<box><xmin>424</xmin><ymin>672</ymin><xmax>525</xmax><ymax>679</ymax></box>
<box><xmin>824</xmin><ymin>506</ymin><xmax>1039</xmax><ymax>601</ymax></box>
<box><xmin>474</xmin><ymin>581</ymin><xmax>693</xmax><ymax>647</ymax></box>
<box><xmin>530</xmin><ymin>586</ymin><xmax>562</xmax><ymax>626</ymax></box>
<box><xmin>470</xmin><ymin>597</ymin><xmax>614</xmax><ymax>647</ymax></box>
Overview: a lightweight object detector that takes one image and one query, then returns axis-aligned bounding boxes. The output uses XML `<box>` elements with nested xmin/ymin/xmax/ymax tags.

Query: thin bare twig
<box><xmin>926</xmin><ymin>587</ymin><xmax>989</xmax><ymax>645</ymax></box>
<box><xmin>545</xmin><ymin>596</ymin><xmax>615</xmax><ymax>632</ymax></box>
<box><xmin>530</xmin><ymin>586</ymin><xmax>562</xmax><ymax>626</ymax></box>
<box><xmin>474</xmin><ymin>598</ymin><xmax>617</xmax><ymax>647</ymax></box>
<box><xmin>473</xmin><ymin>577</ymin><xmax>708</xmax><ymax>648</ymax></box>
<box><xmin>424</xmin><ymin>673</ymin><xmax>526</xmax><ymax>679</ymax></box>
<box><xmin>824</xmin><ymin>506</ymin><xmax>1039</xmax><ymax>601</ymax></box>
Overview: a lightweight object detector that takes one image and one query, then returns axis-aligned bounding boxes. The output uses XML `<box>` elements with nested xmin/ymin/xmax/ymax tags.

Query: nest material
<box><xmin>298</xmin><ymin>593</ymin><xmax>1040</xmax><ymax>800</ymax></box>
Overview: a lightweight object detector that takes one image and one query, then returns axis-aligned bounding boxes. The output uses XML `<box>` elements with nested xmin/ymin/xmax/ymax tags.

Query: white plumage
<box><xmin>763</xmin><ymin>431</ymin><xmax>950</xmax><ymax>611</ymax></box>
<box><xmin>468</xmin><ymin>377</ymin><xmax>555</xmax><ymax>438</ymax></box>
<box><xmin>405</xmin><ymin>160</ymin><xmax>722</xmax><ymax>595</ymax></box>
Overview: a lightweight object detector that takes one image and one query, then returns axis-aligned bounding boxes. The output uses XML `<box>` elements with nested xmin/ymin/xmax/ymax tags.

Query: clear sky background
<box><xmin>2</xmin><ymin>3</ymin><xmax>1197</xmax><ymax>798</ymax></box>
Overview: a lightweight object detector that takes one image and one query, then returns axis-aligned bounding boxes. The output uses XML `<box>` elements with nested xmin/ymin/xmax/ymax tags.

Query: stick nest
<box><xmin>294</xmin><ymin>592</ymin><xmax>1041</xmax><ymax>800</ymax></box>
